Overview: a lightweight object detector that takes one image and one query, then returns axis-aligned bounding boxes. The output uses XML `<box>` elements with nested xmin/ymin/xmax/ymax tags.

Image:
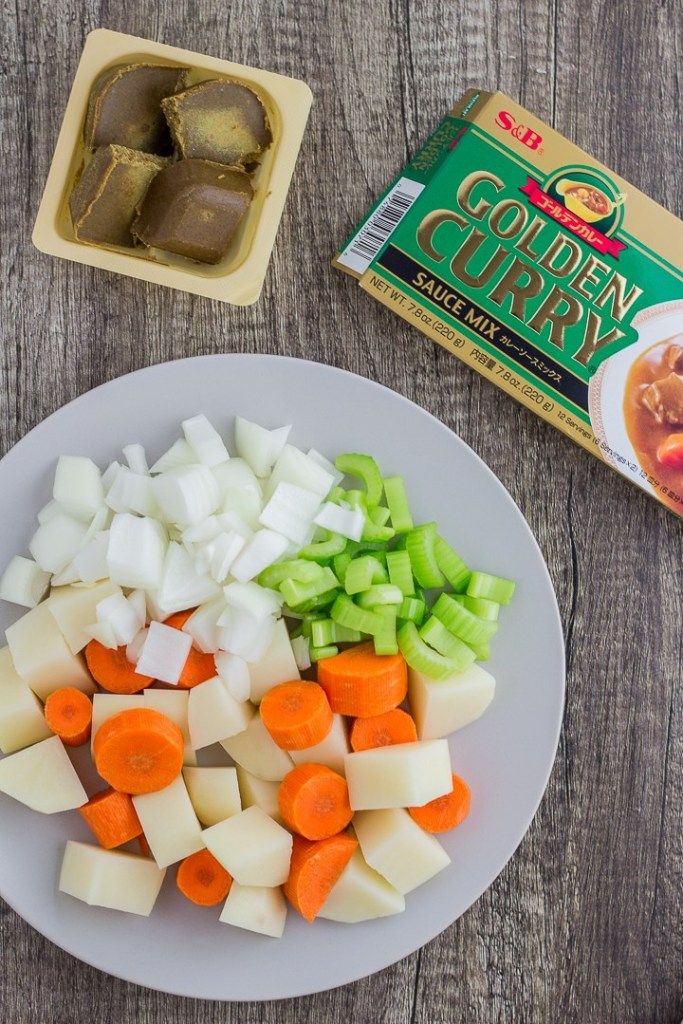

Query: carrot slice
<box><xmin>44</xmin><ymin>686</ymin><xmax>93</xmax><ymax>746</ymax></box>
<box><xmin>317</xmin><ymin>642</ymin><xmax>407</xmax><ymax>717</ymax></box>
<box><xmin>176</xmin><ymin>849</ymin><xmax>232</xmax><ymax>906</ymax></box>
<box><xmin>284</xmin><ymin>832</ymin><xmax>357</xmax><ymax>922</ymax></box>
<box><xmin>409</xmin><ymin>773</ymin><xmax>471</xmax><ymax>833</ymax></box>
<box><xmin>78</xmin><ymin>787</ymin><xmax>143</xmax><ymax>848</ymax></box>
<box><xmin>279</xmin><ymin>763</ymin><xmax>353</xmax><ymax>840</ymax></box>
<box><xmin>350</xmin><ymin>708</ymin><xmax>417</xmax><ymax>752</ymax></box>
<box><xmin>260</xmin><ymin>681</ymin><xmax>333</xmax><ymax>750</ymax></box>
<box><xmin>85</xmin><ymin>640</ymin><xmax>154</xmax><ymax>694</ymax></box>
<box><xmin>93</xmin><ymin>707</ymin><xmax>184</xmax><ymax>794</ymax></box>
<box><xmin>163</xmin><ymin>611</ymin><xmax>215</xmax><ymax>689</ymax></box>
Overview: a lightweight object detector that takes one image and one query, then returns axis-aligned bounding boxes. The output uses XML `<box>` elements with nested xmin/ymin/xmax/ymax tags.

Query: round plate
<box><xmin>0</xmin><ymin>355</ymin><xmax>564</xmax><ymax>1000</ymax></box>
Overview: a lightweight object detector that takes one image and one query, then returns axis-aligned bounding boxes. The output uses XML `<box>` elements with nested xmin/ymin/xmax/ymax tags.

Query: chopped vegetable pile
<box><xmin>0</xmin><ymin>414</ymin><xmax>514</xmax><ymax>935</ymax></box>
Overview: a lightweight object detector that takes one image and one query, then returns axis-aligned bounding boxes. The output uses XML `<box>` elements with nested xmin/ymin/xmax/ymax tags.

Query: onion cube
<box><xmin>314</xmin><ymin>502</ymin><xmax>365</xmax><ymax>541</ymax></box>
<box><xmin>72</xmin><ymin>531</ymin><xmax>110</xmax><ymax>584</ymax></box>
<box><xmin>106</xmin><ymin>465</ymin><xmax>158</xmax><ymax>517</ymax></box>
<box><xmin>0</xmin><ymin>556</ymin><xmax>50</xmax><ymax>608</ymax></box>
<box><xmin>122</xmin><ymin>443</ymin><xmax>149</xmax><ymax>475</ymax></box>
<box><xmin>259</xmin><ymin>482</ymin><xmax>321</xmax><ymax>545</ymax></box>
<box><xmin>135</xmin><ymin>620</ymin><xmax>192</xmax><ymax>684</ymax></box>
<box><xmin>157</xmin><ymin>542</ymin><xmax>221</xmax><ymax>614</ymax></box>
<box><xmin>217</xmin><ymin>608</ymin><xmax>276</xmax><ymax>663</ymax></box>
<box><xmin>307</xmin><ymin>449</ymin><xmax>344</xmax><ymax>485</ymax></box>
<box><xmin>265</xmin><ymin>445</ymin><xmax>335</xmax><ymax>500</ymax></box>
<box><xmin>52</xmin><ymin>455</ymin><xmax>104</xmax><ymax>521</ymax></box>
<box><xmin>215</xmin><ymin>651</ymin><xmax>251</xmax><ymax>702</ymax></box>
<box><xmin>182</xmin><ymin>598</ymin><xmax>226</xmax><ymax>654</ymax></box>
<box><xmin>37</xmin><ymin>499</ymin><xmax>64</xmax><ymax>524</ymax></box>
<box><xmin>29</xmin><ymin>514</ymin><xmax>89</xmax><ymax>574</ymax></box>
<box><xmin>182</xmin><ymin>414</ymin><xmax>229</xmax><ymax>468</ymax></box>
<box><xmin>106</xmin><ymin>514</ymin><xmax>167</xmax><ymax>590</ymax></box>
<box><xmin>96</xmin><ymin>590</ymin><xmax>145</xmax><ymax>646</ymax></box>
<box><xmin>234</xmin><ymin>417</ymin><xmax>291</xmax><ymax>478</ymax></box>
<box><xmin>152</xmin><ymin>464</ymin><xmax>220</xmax><ymax>527</ymax></box>
<box><xmin>223</xmin><ymin>580</ymin><xmax>282</xmax><ymax>620</ymax></box>
<box><xmin>230</xmin><ymin>529</ymin><xmax>289</xmax><ymax>582</ymax></box>
<box><xmin>150</xmin><ymin>438</ymin><xmax>194</xmax><ymax>474</ymax></box>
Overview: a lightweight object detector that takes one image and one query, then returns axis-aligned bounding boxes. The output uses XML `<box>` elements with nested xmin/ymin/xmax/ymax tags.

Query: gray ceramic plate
<box><xmin>0</xmin><ymin>355</ymin><xmax>564</xmax><ymax>1000</ymax></box>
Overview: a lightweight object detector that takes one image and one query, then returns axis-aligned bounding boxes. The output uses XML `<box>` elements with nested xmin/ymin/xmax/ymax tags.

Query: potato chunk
<box><xmin>203</xmin><ymin>806</ymin><xmax>292</xmax><ymax>886</ymax></box>
<box><xmin>344</xmin><ymin>739</ymin><xmax>452</xmax><ymax>810</ymax></box>
<box><xmin>59</xmin><ymin>841</ymin><xmax>165</xmax><ymax>915</ymax></box>
<box><xmin>353</xmin><ymin>808</ymin><xmax>450</xmax><ymax>894</ymax></box>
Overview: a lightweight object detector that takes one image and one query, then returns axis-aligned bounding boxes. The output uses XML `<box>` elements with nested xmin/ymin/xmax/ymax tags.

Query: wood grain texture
<box><xmin>1</xmin><ymin>0</ymin><xmax>682</xmax><ymax>1021</ymax></box>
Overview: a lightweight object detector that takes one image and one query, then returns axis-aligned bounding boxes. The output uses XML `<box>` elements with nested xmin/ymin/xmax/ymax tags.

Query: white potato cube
<box><xmin>29</xmin><ymin>514</ymin><xmax>89</xmax><ymax>574</ymax></box>
<box><xmin>0</xmin><ymin>556</ymin><xmax>50</xmax><ymax>608</ymax></box>
<box><xmin>53</xmin><ymin>455</ymin><xmax>104</xmax><ymax>520</ymax></box>
<box><xmin>152</xmin><ymin>464</ymin><xmax>220</xmax><ymax>527</ymax></box>
<box><xmin>91</xmin><ymin>694</ymin><xmax>143</xmax><ymax>752</ymax></box>
<box><xmin>409</xmin><ymin>664</ymin><xmax>496</xmax><ymax>739</ymax></box>
<box><xmin>318</xmin><ymin>848</ymin><xmax>405</xmax><ymax>922</ymax></box>
<box><xmin>0</xmin><ymin>647</ymin><xmax>51</xmax><ymax>753</ymax></box>
<box><xmin>221</xmin><ymin>715</ymin><xmax>293</xmax><ymax>782</ymax></box>
<box><xmin>0</xmin><ymin>735</ymin><xmax>87</xmax><ymax>812</ymax></box>
<box><xmin>136</xmin><ymin>620</ymin><xmax>192</xmax><ymax>685</ymax></box>
<box><xmin>48</xmin><ymin>579</ymin><xmax>121</xmax><ymax>653</ymax></box>
<box><xmin>132</xmin><ymin>775</ymin><xmax>203</xmax><ymax>868</ymax></box>
<box><xmin>265</xmin><ymin>445</ymin><xmax>334</xmax><ymax>500</ymax></box>
<box><xmin>344</xmin><ymin>740</ymin><xmax>452</xmax><ymax>810</ymax></box>
<box><xmin>84</xmin><ymin>621</ymin><xmax>118</xmax><ymax>649</ymax></box>
<box><xmin>236</xmin><ymin>766</ymin><xmax>283</xmax><ymax>824</ymax></box>
<box><xmin>59</xmin><ymin>841</ymin><xmax>165</xmax><ymax>915</ymax></box>
<box><xmin>248</xmin><ymin>619</ymin><xmax>300</xmax><ymax>703</ymax></box>
<box><xmin>182</xmin><ymin>414</ymin><xmax>229</xmax><ymax>467</ymax></box>
<box><xmin>290</xmin><ymin>714</ymin><xmax>350</xmax><ymax>775</ymax></box>
<box><xmin>143</xmin><ymin>688</ymin><xmax>196</xmax><ymax>766</ymax></box>
<box><xmin>188</xmin><ymin>676</ymin><xmax>254</xmax><ymax>749</ymax></box>
<box><xmin>107</xmin><ymin>513</ymin><xmax>167</xmax><ymax>590</ymax></box>
<box><xmin>353</xmin><ymin>808</ymin><xmax>451</xmax><ymax>894</ymax></box>
<box><xmin>6</xmin><ymin>602</ymin><xmax>94</xmax><ymax>700</ymax></box>
<box><xmin>219</xmin><ymin>882</ymin><xmax>286</xmax><ymax>938</ymax></box>
<box><xmin>214</xmin><ymin>651</ymin><xmax>250</xmax><ymax>702</ymax></box>
<box><xmin>203</xmin><ymin>806</ymin><xmax>292</xmax><ymax>886</ymax></box>
<box><xmin>183</xmin><ymin>766</ymin><xmax>241</xmax><ymax>826</ymax></box>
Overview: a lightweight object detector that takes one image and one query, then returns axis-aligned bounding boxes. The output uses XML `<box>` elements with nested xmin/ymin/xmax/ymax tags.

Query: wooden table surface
<box><xmin>2</xmin><ymin>1</ymin><xmax>682</xmax><ymax>1021</ymax></box>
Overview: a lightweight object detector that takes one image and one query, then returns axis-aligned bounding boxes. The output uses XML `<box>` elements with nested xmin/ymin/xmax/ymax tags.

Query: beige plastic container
<box><xmin>32</xmin><ymin>29</ymin><xmax>313</xmax><ymax>305</ymax></box>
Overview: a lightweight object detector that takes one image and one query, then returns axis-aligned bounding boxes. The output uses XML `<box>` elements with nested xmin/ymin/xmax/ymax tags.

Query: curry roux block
<box><xmin>70</xmin><ymin>145</ymin><xmax>168</xmax><ymax>247</ymax></box>
<box><xmin>161</xmin><ymin>79</ymin><xmax>272</xmax><ymax>166</ymax></box>
<box><xmin>85</xmin><ymin>63</ymin><xmax>189</xmax><ymax>154</ymax></box>
<box><xmin>132</xmin><ymin>159</ymin><xmax>254</xmax><ymax>264</ymax></box>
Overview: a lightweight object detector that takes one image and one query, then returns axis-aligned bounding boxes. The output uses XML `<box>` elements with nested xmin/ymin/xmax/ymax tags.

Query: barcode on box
<box><xmin>337</xmin><ymin>177</ymin><xmax>425</xmax><ymax>274</ymax></box>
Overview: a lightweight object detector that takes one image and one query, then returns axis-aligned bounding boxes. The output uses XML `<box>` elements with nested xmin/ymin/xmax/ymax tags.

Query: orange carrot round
<box><xmin>93</xmin><ymin>707</ymin><xmax>184</xmax><ymax>794</ymax></box>
<box><xmin>283</xmin><ymin>832</ymin><xmax>357</xmax><ymax>922</ymax></box>
<box><xmin>279</xmin><ymin>763</ymin><xmax>353</xmax><ymax>840</ymax></box>
<box><xmin>350</xmin><ymin>708</ymin><xmax>417</xmax><ymax>752</ymax></box>
<box><xmin>260</xmin><ymin>681</ymin><xmax>333</xmax><ymax>750</ymax></box>
<box><xmin>44</xmin><ymin>687</ymin><xmax>93</xmax><ymax>746</ymax></box>
<box><xmin>163</xmin><ymin>611</ymin><xmax>215</xmax><ymax>689</ymax></box>
<box><xmin>176</xmin><ymin>849</ymin><xmax>232</xmax><ymax>906</ymax></box>
<box><xmin>317</xmin><ymin>642</ymin><xmax>407</xmax><ymax>717</ymax></box>
<box><xmin>409</xmin><ymin>773</ymin><xmax>471</xmax><ymax>833</ymax></box>
<box><xmin>78</xmin><ymin>787</ymin><xmax>142</xmax><ymax>848</ymax></box>
<box><xmin>85</xmin><ymin>640</ymin><xmax>154</xmax><ymax>694</ymax></box>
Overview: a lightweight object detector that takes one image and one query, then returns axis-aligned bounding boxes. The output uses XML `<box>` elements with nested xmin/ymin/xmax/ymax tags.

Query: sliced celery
<box><xmin>279</xmin><ymin>567</ymin><xmax>339</xmax><ymax>607</ymax></box>
<box><xmin>344</xmin><ymin>489</ymin><xmax>367</xmax><ymax>510</ymax></box>
<box><xmin>373</xmin><ymin>606</ymin><xmax>398</xmax><ymax>655</ymax></box>
<box><xmin>347</xmin><ymin>539</ymin><xmax>389</xmax><ymax>556</ymax></box>
<box><xmin>462</xmin><ymin>594</ymin><xmax>500</xmax><ymax>622</ymax></box>
<box><xmin>333</xmin><ymin>552</ymin><xmax>352</xmax><ymax>585</ymax></box>
<box><xmin>385</xmin><ymin>550</ymin><xmax>415</xmax><ymax>596</ymax></box>
<box><xmin>397</xmin><ymin>595</ymin><xmax>426</xmax><ymax>625</ymax></box>
<box><xmin>368</xmin><ymin>505</ymin><xmax>391</xmax><ymax>527</ymax></box>
<box><xmin>335</xmin><ymin>453</ymin><xmax>384</xmax><ymax>507</ymax></box>
<box><xmin>467</xmin><ymin>571</ymin><xmax>516</xmax><ymax>605</ymax></box>
<box><xmin>356</xmin><ymin>584</ymin><xmax>403</xmax><ymax>608</ymax></box>
<box><xmin>434</xmin><ymin>535</ymin><xmax>471</xmax><ymax>592</ymax></box>
<box><xmin>311</xmin><ymin>618</ymin><xmax>336</xmax><ymax>648</ymax></box>
<box><xmin>397</xmin><ymin>622</ymin><xmax>458</xmax><ymax>680</ymax></box>
<box><xmin>299</xmin><ymin>531</ymin><xmax>347</xmax><ymax>561</ymax></box>
<box><xmin>432</xmin><ymin>593</ymin><xmax>498</xmax><ymax>646</ymax></box>
<box><xmin>362</xmin><ymin>518</ymin><xmax>395</xmax><ymax>543</ymax></box>
<box><xmin>331</xmin><ymin>594</ymin><xmax>382</xmax><ymax>635</ymax></box>
<box><xmin>333</xmin><ymin>624</ymin><xmax>362</xmax><ymax>643</ymax></box>
<box><xmin>344</xmin><ymin>555</ymin><xmax>388</xmax><ymax>595</ymax></box>
<box><xmin>472</xmin><ymin>642</ymin><xmax>490</xmax><ymax>661</ymax></box>
<box><xmin>301</xmin><ymin>613</ymin><xmax>327</xmax><ymax>638</ymax></box>
<box><xmin>310</xmin><ymin>644</ymin><xmax>339</xmax><ymax>662</ymax></box>
<box><xmin>294</xmin><ymin>588</ymin><xmax>341</xmax><ymax>613</ymax></box>
<box><xmin>419</xmin><ymin>616</ymin><xmax>476</xmax><ymax>670</ymax></box>
<box><xmin>405</xmin><ymin>523</ymin><xmax>444</xmax><ymax>589</ymax></box>
<box><xmin>258</xmin><ymin>559</ymin><xmax>325</xmax><ymax>589</ymax></box>
<box><xmin>383</xmin><ymin>476</ymin><xmax>414</xmax><ymax>533</ymax></box>
<box><xmin>328</xmin><ymin>485</ymin><xmax>347</xmax><ymax>503</ymax></box>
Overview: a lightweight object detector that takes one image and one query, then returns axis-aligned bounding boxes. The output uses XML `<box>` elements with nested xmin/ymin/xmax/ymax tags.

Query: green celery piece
<box><xmin>311</xmin><ymin>618</ymin><xmax>335</xmax><ymax>648</ymax></box>
<box><xmin>432</xmin><ymin>593</ymin><xmax>498</xmax><ymax>646</ymax></box>
<box><xmin>301</xmin><ymin>613</ymin><xmax>327</xmax><ymax>638</ymax></box>
<box><xmin>310</xmin><ymin>644</ymin><xmax>339</xmax><ymax>662</ymax></box>
<box><xmin>472</xmin><ymin>641</ymin><xmax>490</xmax><ymax>661</ymax></box>
<box><xmin>397</xmin><ymin>621</ymin><xmax>458</xmax><ymax>680</ymax></box>
<box><xmin>344</xmin><ymin>489</ymin><xmax>367</xmax><ymax>510</ymax></box>
<box><xmin>299</xmin><ymin>530</ymin><xmax>347</xmax><ymax>561</ymax></box>
<box><xmin>385</xmin><ymin>550</ymin><xmax>415</xmax><ymax>596</ymax></box>
<box><xmin>368</xmin><ymin>505</ymin><xmax>391</xmax><ymax>527</ymax></box>
<box><xmin>397</xmin><ymin>595</ymin><xmax>426</xmax><ymax>625</ymax></box>
<box><xmin>405</xmin><ymin>523</ymin><xmax>445</xmax><ymax>588</ymax></box>
<box><xmin>259</xmin><ymin>559</ymin><xmax>326</xmax><ymax>589</ymax></box>
<box><xmin>328</xmin><ymin>485</ymin><xmax>346</xmax><ymax>503</ymax></box>
<box><xmin>279</xmin><ymin>567</ymin><xmax>339</xmax><ymax>607</ymax></box>
<box><xmin>335</xmin><ymin>453</ymin><xmax>384</xmax><ymax>507</ymax></box>
<box><xmin>373</xmin><ymin>606</ymin><xmax>398</xmax><ymax>655</ymax></box>
<box><xmin>344</xmin><ymin>555</ymin><xmax>388</xmax><ymax>595</ymax></box>
<box><xmin>462</xmin><ymin>594</ymin><xmax>500</xmax><ymax>621</ymax></box>
<box><xmin>467</xmin><ymin>571</ymin><xmax>516</xmax><ymax>605</ymax></box>
<box><xmin>347</xmin><ymin>539</ymin><xmax>389</xmax><ymax>555</ymax></box>
<box><xmin>294</xmin><ymin>588</ymin><xmax>341</xmax><ymax>613</ymax></box>
<box><xmin>362</xmin><ymin>518</ymin><xmax>395</xmax><ymax>543</ymax></box>
<box><xmin>383</xmin><ymin>476</ymin><xmax>414</xmax><ymax>533</ymax></box>
<box><xmin>356</xmin><ymin>584</ymin><xmax>403</xmax><ymax>608</ymax></box>
<box><xmin>434</xmin><ymin>535</ymin><xmax>471</xmax><ymax>592</ymax></box>
<box><xmin>331</xmin><ymin>594</ymin><xmax>383</xmax><ymax>635</ymax></box>
<box><xmin>332</xmin><ymin>624</ymin><xmax>362</xmax><ymax>643</ymax></box>
<box><xmin>419</xmin><ymin>616</ymin><xmax>476</xmax><ymax>670</ymax></box>
<box><xmin>333</xmin><ymin>552</ymin><xmax>352</xmax><ymax>585</ymax></box>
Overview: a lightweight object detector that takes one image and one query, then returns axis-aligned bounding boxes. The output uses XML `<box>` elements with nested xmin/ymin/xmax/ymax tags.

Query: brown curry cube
<box><xmin>132</xmin><ymin>159</ymin><xmax>253</xmax><ymax>264</ymax></box>
<box><xmin>70</xmin><ymin>145</ymin><xmax>168</xmax><ymax>247</ymax></box>
<box><xmin>85</xmin><ymin>63</ymin><xmax>189</xmax><ymax>154</ymax></box>
<box><xmin>161</xmin><ymin>79</ymin><xmax>272</xmax><ymax>166</ymax></box>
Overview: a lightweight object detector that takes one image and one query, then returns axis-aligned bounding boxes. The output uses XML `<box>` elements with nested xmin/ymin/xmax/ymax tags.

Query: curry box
<box><xmin>334</xmin><ymin>90</ymin><xmax>683</xmax><ymax>517</ymax></box>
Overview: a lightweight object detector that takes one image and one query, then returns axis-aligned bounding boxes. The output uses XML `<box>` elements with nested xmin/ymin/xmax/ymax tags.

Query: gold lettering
<box><xmin>574</xmin><ymin>310</ymin><xmax>624</xmax><ymax>364</ymax></box>
<box><xmin>594</xmin><ymin>273</ymin><xmax>643</xmax><ymax>321</ymax></box>
<box><xmin>488</xmin><ymin>257</ymin><xmax>545</xmax><ymax>320</ymax></box>
<box><xmin>456</xmin><ymin>171</ymin><xmax>505</xmax><ymax>220</ymax></box>
<box><xmin>569</xmin><ymin>254</ymin><xmax>609</xmax><ymax>299</ymax></box>
<box><xmin>488</xmin><ymin>199</ymin><xmax>528</xmax><ymax>240</ymax></box>
<box><xmin>450</xmin><ymin>230</ymin><xmax>508</xmax><ymax>288</ymax></box>
<box><xmin>416</xmin><ymin>209</ymin><xmax>466</xmax><ymax>261</ymax></box>
<box><xmin>527</xmin><ymin>286</ymin><xmax>583</xmax><ymax>350</ymax></box>
<box><xmin>537</xmin><ymin>235</ymin><xmax>582</xmax><ymax>278</ymax></box>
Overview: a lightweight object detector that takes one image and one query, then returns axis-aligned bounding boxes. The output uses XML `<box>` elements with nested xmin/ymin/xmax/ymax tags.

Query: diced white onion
<box><xmin>223</xmin><ymin>580</ymin><xmax>283</xmax><ymax>620</ymax></box>
<box><xmin>314</xmin><ymin>502</ymin><xmax>365</xmax><ymax>541</ymax></box>
<box><xmin>291</xmin><ymin>635</ymin><xmax>312</xmax><ymax>671</ymax></box>
<box><xmin>29</xmin><ymin>514</ymin><xmax>89</xmax><ymax>574</ymax></box>
<box><xmin>234</xmin><ymin>417</ymin><xmax>292</xmax><ymax>478</ymax></box>
<box><xmin>230</xmin><ymin>529</ymin><xmax>289</xmax><ymax>583</ymax></box>
<box><xmin>182</xmin><ymin>414</ymin><xmax>229</xmax><ymax>468</ymax></box>
<box><xmin>215</xmin><ymin>651</ymin><xmax>251</xmax><ymax>702</ymax></box>
<box><xmin>182</xmin><ymin>598</ymin><xmax>226</xmax><ymax>654</ymax></box>
<box><xmin>152</xmin><ymin>465</ymin><xmax>220</xmax><ymax>527</ymax></box>
<box><xmin>37</xmin><ymin>499</ymin><xmax>64</xmax><ymax>525</ymax></box>
<box><xmin>307</xmin><ymin>448</ymin><xmax>344</xmax><ymax>485</ymax></box>
<box><xmin>0</xmin><ymin>556</ymin><xmax>51</xmax><ymax>608</ymax></box>
<box><xmin>96</xmin><ymin>591</ymin><xmax>145</xmax><ymax>646</ymax></box>
<box><xmin>182</xmin><ymin>516</ymin><xmax>224</xmax><ymax>547</ymax></box>
<box><xmin>150</xmin><ymin>439</ymin><xmax>195</xmax><ymax>474</ymax></box>
<box><xmin>52</xmin><ymin>455</ymin><xmax>104</xmax><ymax>521</ymax></box>
<box><xmin>259</xmin><ymin>482</ymin><xmax>321</xmax><ymax>545</ymax></box>
<box><xmin>50</xmin><ymin>562</ymin><xmax>81</xmax><ymax>586</ymax></box>
<box><xmin>83</xmin><ymin>621</ymin><xmax>118</xmax><ymax>649</ymax></box>
<box><xmin>157</xmin><ymin>542</ymin><xmax>221</xmax><ymax>615</ymax></box>
<box><xmin>136</xmin><ymin>621</ymin><xmax>192</xmax><ymax>684</ymax></box>
<box><xmin>217</xmin><ymin>608</ymin><xmax>276</xmax><ymax>662</ymax></box>
<box><xmin>123</xmin><ymin>444</ymin><xmax>149</xmax><ymax>476</ymax></box>
<box><xmin>106</xmin><ymin>465</ymin><xmax>158</xmax><ymax>517</ymax></box>
<box><xmin>72</xmin><ymin>531</ymin><xmax>110</xmax><ymax>584</ymax></box>
<box><xmin>265</xmin><ymin>445</ymin><xmax>334</xmax><ymax>500</ymax></box>
<box><xmin>106</xmin><ymin>513</ymin><xmax>167</xmax><ymax>590</ymax></box>
<box><xmin>201</xmin><ymin>531</ymin><xmax>246</xmax><ymax>582</ymax></box>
